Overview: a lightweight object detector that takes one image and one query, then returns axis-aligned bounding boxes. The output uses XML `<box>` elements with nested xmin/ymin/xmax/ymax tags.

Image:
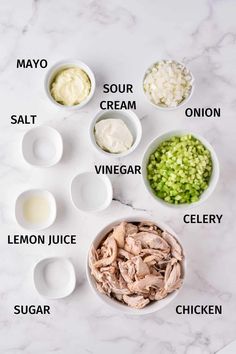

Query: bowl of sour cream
<box><xmin>45</xmin><ymin>59</ymin><xmax>96</xmax><ymax>109</ymax></box>
<box><xmin>90</xmin><ymin>110</ymin><xmax>142</xmax><ymax>158</ymax></box>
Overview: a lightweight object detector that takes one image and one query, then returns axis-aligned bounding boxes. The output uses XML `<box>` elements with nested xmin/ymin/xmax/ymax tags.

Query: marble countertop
<box><xmin>0</xmin><ymin>0</ymin><xmax>236</xmax><ymax>353</ymax></box>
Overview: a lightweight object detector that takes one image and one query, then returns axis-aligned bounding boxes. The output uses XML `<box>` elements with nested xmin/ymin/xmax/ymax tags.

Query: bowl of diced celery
<box><xmin>142</xmin><ymin>131</ymin><xmax>219</xmax><ymax>208</ymax></box>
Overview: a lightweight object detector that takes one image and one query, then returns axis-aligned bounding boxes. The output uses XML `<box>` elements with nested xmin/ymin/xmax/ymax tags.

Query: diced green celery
<box><xmin>146</xmin><ymin>134</ymin><xmax>213</xmax><ymax>205</ymax></box>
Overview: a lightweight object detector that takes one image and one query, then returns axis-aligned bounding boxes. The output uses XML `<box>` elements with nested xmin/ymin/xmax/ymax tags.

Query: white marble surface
<box><xmin>0</xmin><ymin>0</ymin><xmax>236</xmax><ymax>353</ymax></box>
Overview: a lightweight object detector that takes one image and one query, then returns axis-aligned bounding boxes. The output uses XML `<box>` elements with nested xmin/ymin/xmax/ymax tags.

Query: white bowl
<box><xmin>34</xmin><ymin>257</ymin><xmax>76</xmax><ymax>299</ymax></box>
<box><xmin>22</xmin><ymin>126</ymin><xmax>63</xmax><ymax>167</ymax></box>
<box><xmin>142</xmin><ymin>130</ymin><xmax>220</xmax><ymax>209</ymax></box>
<box><xmin>71</xmin><ymin>172</ymin><xmax>113</xmax><ymax>212</ymax></box>
<box><xmin>86</xmin><ymin>216</ymin><xmax>186</xmax><ymax>315</ymax></box>
<box><xmin>89</xmin><ymin>110</ymin><xmax>142</xmax><ymax>158</ymax></box>
<box><xmin>15</xmin><ymin>189</ymin><xmax>57</xmax><ymax>230</ymax></box>
<box><xmin>143</xmin><ymin>60</ymin><xmax>195</xmax><ymax>110</ymax></box>
<box><xmin>45</xmin><ymin>59</ymin><xmax>96</xmax><ymax>110</ymax></box>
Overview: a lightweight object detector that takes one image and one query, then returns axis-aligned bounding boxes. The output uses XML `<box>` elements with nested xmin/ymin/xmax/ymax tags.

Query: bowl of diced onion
<box><xmin>143</xmin><ymin>60</ymin><xmax>194</xmax><ymax>110</ymax></box>
<box><xmin>142</xmin><ymin>130</ymin><xmax>219</xmax><ymax>208</ymax></box>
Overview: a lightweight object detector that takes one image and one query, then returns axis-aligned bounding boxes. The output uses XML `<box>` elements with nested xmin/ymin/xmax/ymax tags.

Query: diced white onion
<box><xmin>143</xmin><ymin>60</ymin><xmax>193</xmax><ymax>108</ymax></box>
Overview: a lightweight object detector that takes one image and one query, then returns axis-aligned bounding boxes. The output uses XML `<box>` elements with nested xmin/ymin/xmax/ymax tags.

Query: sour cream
<box><xmin>94</xmin><ymin>118</ymin><xmax>133</xmax><ymax>153</ymax></box>
<box><xmin>50</xmin><ymin>67</ymin><xmax>91</xmax><ymax>106</ymax></box>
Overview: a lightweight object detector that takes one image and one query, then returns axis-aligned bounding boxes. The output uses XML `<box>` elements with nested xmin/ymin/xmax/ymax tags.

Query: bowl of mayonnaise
<box><xmin>45</xmin><ymin>59</ymin><xmax>96</xmax><ymax>110</ymax></box>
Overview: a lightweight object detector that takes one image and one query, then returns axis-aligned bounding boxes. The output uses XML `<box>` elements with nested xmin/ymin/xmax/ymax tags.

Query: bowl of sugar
<box><xmin>34</xmin><ymin>257</ymin><xmax>76</xmax><ymax>299</ymax></box>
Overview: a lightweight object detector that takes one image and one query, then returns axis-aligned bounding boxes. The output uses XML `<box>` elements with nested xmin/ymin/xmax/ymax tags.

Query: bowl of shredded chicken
<box><xmin>87</xmin><ymin>218</ymin><xmax>185</xmax><ymax>314</ymax></box>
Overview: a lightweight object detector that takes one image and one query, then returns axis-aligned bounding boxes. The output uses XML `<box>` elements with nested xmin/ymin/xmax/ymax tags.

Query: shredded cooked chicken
<box><xmin>89</xmin><ymin>221</ymin><xmax>184</xmax><ymax>309</ymax></box>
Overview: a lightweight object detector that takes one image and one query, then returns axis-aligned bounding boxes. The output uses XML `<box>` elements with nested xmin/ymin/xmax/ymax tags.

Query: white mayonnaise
<box><xmin>51</xmin><ymin>67</ymin><xmax>91</xmax><ymax>106</ymax></box>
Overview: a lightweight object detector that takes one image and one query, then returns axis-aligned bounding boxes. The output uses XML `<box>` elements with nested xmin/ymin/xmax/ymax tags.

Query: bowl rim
<box><xmin>33</xmin><ymin>256</ymin><xmax>76</xmax><ymax>299</ymax></box>
<box><xmin>22</xmin><ymin>125</ymin><xmax>63</xmax><ymax>167</ymax></box>
<box><xmin>89</xmin><ymin>109</ymin><xmax>142</xmax><ymax>158</ymax></box>
<box><xmin>142</xmin><ymin>59</ymin><xmax>195</xmax><ymax>110</ymax></box>
<box><xmin>70</xmin><ymin>171</ymin><xmax>113</xmax><ymax>212</ymax></box>
<box><xmin>142</xmin><ymin>130</ymin><xmax>220</xmax><ymax>209</ymax></box>
<box><xmin>44</xmin><ymin>59</ymin><xmax>96</xmax><ymax>110</ymax></box>
<box><xmin>86</xmin><ymin>215</ymin><xmax>186</xmax><ymax>315</ymax></box>
<box><xmin>15</xmin><ymin>188</ymin><xmax>57</xmax><ymax>230</ymax></box>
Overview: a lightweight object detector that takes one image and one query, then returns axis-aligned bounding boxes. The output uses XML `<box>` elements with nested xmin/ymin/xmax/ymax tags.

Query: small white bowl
<box><xmin>15</xmin><ymin>189</ymin><xmax>57</xmax><ymax>230</ymax></box>
<box><xmin>45</xmin><ymin>59</ymin><xmax>96</xmax><ymax>110</ymax></box>
<box><xmin>34</xmin><ymin>257</ymin><xmax>76</xmax><ymax>299</ymax></box>
<box><xmin>71</xmin><ymin>172</ymin><xmax>113</xmax><ymax>212</ymax></box>
<box><xmin>22</xmin><ymin>126</ymin><xmax>63</xmax><ymax>167</ymax></box>
<box><xmin>89</xmin><ymin>110</ymin><xmax>142</xmax><ymax>158</ymax></box>
<box><xmin>86</xmin><ymin>216</ymin><xmax>186</xmax><ymax>315</ymax></box>
<box><xmin>143</xmin><ymin>60</ymin><xmax>195</xmax><ymax>110</ymax></box>
<box><xmin>142</xmin><ymin>130</ymin><xmax>220</xmax><ymax>209</ymax></box>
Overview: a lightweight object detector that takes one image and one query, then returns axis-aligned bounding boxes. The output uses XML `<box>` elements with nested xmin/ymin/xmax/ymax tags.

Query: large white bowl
<box><xmin>89</xmin><ymin>110</ymin><xmax>142</xmax><ymax>158</ymax></box>
<box><xmin>86</xmin><ymin>216</ymin><xmax>186</xmax><ymax>315</ymax></box>
<box><xmin>143</xmin><ymin>60</ymin><xmax>195</xmax><ymax>110</ymax></box>
<box><xmin>142</xmin><ymin>130</ymin><xmax>220</xmax><ymax>209</ymax></box>
<box><xmin>45</xmin><ymin>59</ymin><xmax>96</xmax><ymax>110</ymax></box>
